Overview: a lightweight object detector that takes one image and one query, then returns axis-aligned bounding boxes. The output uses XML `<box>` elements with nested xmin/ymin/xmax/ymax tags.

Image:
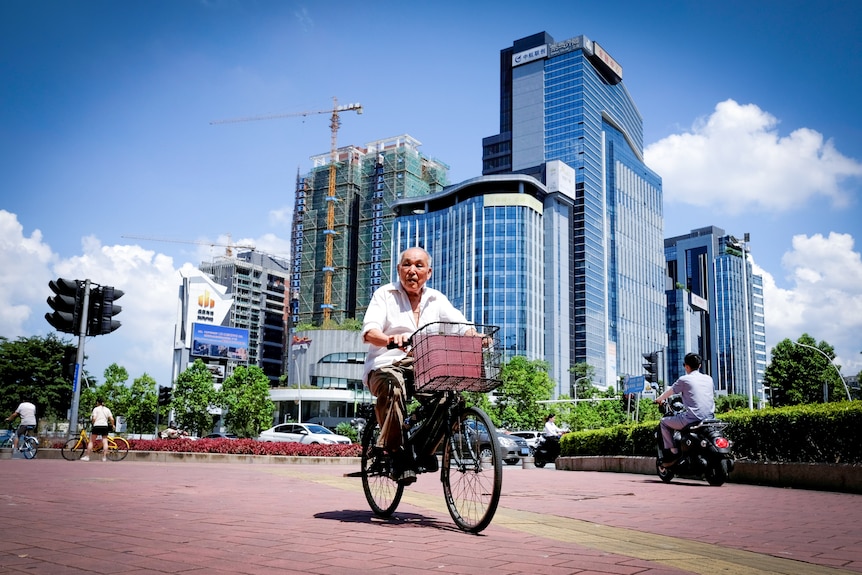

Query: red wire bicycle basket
<box><xmin>411</xmin><ymin>322</ymin><xmax>502</xmax><ymax>393</ymax></box>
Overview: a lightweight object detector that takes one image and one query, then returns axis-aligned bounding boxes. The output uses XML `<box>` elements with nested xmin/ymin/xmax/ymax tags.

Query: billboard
<box><xmin>191</xmin><ymin>323</ymin><xmax>249</xmax><ymax>362</ymax></box>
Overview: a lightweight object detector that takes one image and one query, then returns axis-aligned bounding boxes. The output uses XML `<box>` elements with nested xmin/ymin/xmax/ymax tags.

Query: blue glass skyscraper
<box><xmin>481</xmin><ymin>32</ymin><xmax>666</xmax><ymax>390</ymax></box>
<box><xmin>665</xmin><ymin>227</ymin><xmax>766</xmax><ymax>402</ymax></box>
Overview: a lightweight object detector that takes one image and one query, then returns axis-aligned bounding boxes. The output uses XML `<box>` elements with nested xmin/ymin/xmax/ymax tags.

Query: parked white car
<box><xmin>257</xmin><ymin>423</ymin><xmax>351</xmax><ymax>445</ymax></box>
<box><xmin>510</xmin><ymin>430</ymin><xmax>543</xmax><ymax>451</ymax></box>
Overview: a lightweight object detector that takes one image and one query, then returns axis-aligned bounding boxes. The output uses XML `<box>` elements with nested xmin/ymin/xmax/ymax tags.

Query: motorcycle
<box><xmin>533</xmin><ymin>434</ymin><xmax>561</xmax><ymax>468</ymax></box>
<box><xmin>159</xmin><ymin>427</ymin><xmax>192</xmax><ymax>439</ymax></box>
<box><xmin>655</xmin><ymin>394</ymin><xmax>735</xmax><ymax>486</ymax></box>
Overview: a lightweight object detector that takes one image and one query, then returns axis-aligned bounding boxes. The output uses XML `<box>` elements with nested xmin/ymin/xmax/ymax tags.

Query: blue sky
<box><xmin>2</xmin><ymin>0</ymin><xmax>860</xmax><ymax>387</ymax></box>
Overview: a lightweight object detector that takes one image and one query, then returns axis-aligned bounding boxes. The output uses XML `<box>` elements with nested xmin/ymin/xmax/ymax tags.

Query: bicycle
<box><xmin>360</xmin><ymin>322</ymin><xmax>503</xmax><ymax>533</ymax></box>
<box><xmin>1</xmin><ymin>423</ymin><xmax>38</xmax><ymax>459</ymax></box>
<box><xmin>61</xmin><ymin>428</ymin><xmax>130</xmax><ymax>461</ymax></box>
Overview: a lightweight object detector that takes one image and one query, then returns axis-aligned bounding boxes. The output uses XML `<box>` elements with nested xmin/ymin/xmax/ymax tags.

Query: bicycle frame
<box><xmin>2</xmin><ymin>425</ymin><xmax>38</xmax><ymax>459</ymax></box>
<box><xmin>404</xmin><ymin>391</ymin><xmax>459</xmax><ymax>470</ymax></box>
<box><xmin>62</xmin><ymin>428</ymin><xmax>129</xmax><ymax>461</ymax></box>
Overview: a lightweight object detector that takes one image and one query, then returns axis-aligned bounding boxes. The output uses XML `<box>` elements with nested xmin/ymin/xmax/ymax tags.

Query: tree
<box><xmin>764</xmin><ymin>334</ymin><xmax>845</xmax><ymax>407</ymax></box>
<box><xmin>569</xmin><ymin>362</ymin><xmax>596</xmax><ymax>399</ymax></box>
<box><xmin>124</xmin><ymin>373</ymin><xmax>159</xmax><ymax>435</ymax></box>
<box><xmin>78</xmin><ymin>364</ymin><xmax>132</xmax><ymax>428</ymax></box>
<box><xmin>715</xmin><ymin>393</ymin><xmax>749</xmax><ymax>413</ymax></box>
<box><xmin>0</xmin><ymin>334</ymin><xmax>80</xmax><ymax>421</ymax></box>
<box><xmin>487</xmin><ymin>356</ymin><xmax>554</xmax><ymax>430</ymax></box>
<box><xmin>173</xmin><ymin>359</ymin><xmax>217</xmax><ymax>436</ymax></box>
<box><xmin>218</xmin><ymin>365</ymin><xmax>275</xmax><ymax>438</ymax></box>
<box><xmin>561</xmin><ymin>386</ymin><xmax>629</xmax><ymax>431</ymax></box>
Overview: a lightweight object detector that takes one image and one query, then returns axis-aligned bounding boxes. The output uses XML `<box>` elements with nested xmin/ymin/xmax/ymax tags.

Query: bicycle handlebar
<box><xmin>386</xmin><ymin>338</ymin><xmax>411</xmax><ymax>350</ymax></box>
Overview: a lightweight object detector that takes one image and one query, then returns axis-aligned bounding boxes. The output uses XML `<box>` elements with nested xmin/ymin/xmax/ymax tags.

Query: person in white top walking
<box><xmin>82</xmin><ymin>398</ymin><xmax>115</xmax><ymax>462</ymax></box>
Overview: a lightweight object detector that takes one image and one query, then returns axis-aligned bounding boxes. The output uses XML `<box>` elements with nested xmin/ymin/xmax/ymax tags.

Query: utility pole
<box><xmin>68</xmin><ymin>280</ymin><xmax>92</xmax><ymax>436</ymax></box>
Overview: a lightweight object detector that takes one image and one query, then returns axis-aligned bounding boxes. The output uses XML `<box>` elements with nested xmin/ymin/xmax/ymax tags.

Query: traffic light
<box><xmin>158</xmin><ymin>386</ymin><xmax>172</xmax><ymax>406</ymax></box>
<box><xmin>46</xmin><ymin>278</ymin><xmax>83</xmax><ymax>334</ymax></box>
<box><xmin>88</xmin><ymin>285</ymin><xmax>124</xmax><ymax>336</ymax></box>
<box><xmin>643</xmin><ymin>351</ymin><xmax>659</xmax><ymax>384</ymax></box>
<box><xmin>62</xmin><ymin>346</ymin><xmax>78</xmax><ymax>379</ymax></box>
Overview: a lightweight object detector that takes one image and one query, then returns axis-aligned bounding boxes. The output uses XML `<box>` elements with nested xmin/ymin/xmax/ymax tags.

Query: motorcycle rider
<box><xmin>654</xmin><ymin>353</ymin><xmax>715</xmax><ymax>468</ymax></box>
<box><xmin>543</xmin><ymin>414</ymin><xmax>563</xmax><ymax>437</ymax></box>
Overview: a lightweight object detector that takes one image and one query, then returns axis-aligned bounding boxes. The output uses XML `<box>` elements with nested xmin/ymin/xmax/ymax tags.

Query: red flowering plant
<box><xmin>124</xmin><ymin>437</ymin><xmax>361</xmax><ymax>457</ymax></box>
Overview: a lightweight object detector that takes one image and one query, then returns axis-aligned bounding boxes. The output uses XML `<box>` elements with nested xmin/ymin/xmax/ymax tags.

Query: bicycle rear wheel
<box><xmin>61</xmin><ymin>438</ymin><xmax>86</xmax><ymax>460</ymax></box>
<box><xmin>107</xmin><ymin>436</ymin><xmax>130</xmax><ymax>461</ymax></box>
<box><xmin>20</xmin><ymin>436</ymin><xmax>38</xmax><ymax>459</ymax></box>
<box><xmin>441</xmin><ymin>406</ymin><xmax>502</xmax><ymax>533</ymax></box>
<box><xmin>360</xmin><ymin>422</ymin><xmax>403</xmax><ymax>517</ymax></box>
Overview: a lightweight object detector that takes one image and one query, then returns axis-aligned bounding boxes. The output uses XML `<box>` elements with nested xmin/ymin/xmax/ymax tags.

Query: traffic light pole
<box><xmin>68</xmin><ymin>280</ymin><xmax>92</xmax><ymax>437</ymax></box>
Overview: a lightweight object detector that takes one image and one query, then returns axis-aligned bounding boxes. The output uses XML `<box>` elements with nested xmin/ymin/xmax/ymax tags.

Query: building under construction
<box><xmin>289</xmin><ymin>134</ymin><xmax>448</xmax><ymax>327</ymax></box>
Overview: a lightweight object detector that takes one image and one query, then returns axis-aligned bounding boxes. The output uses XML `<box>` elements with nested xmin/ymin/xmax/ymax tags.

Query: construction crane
<box><xmin>211</xmin><ymin>97</ymin><xmax>363</xmax><ymax>324</ymax></box>
<box><xmin>121</xmin><ymin>234</ymin><xmax>257</xmax><ymax>258</ymax></box>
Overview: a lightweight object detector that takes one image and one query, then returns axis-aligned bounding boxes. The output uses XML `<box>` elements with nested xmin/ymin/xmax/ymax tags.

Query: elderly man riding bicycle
<box><xmin>362</xmin><ymin>247</ymin><xmax>476</xmax><ymax>485</ymax></box>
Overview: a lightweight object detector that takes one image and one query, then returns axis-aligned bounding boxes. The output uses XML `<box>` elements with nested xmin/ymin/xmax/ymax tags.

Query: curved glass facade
<box><xmin>393</xmin><ymin>183</ymin><xmax>546</xmax><ymax>363</ymax></box>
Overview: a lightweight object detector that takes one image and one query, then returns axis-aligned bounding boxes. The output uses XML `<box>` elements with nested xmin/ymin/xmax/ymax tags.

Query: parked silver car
<box><xmin>460</xmin><ymin>420</ymin><xmax>530</xmax><ymax>465</ymax></box>
<box><xmin>497</xmin><ymin>432</ymin><xmax>531</xmax><ymax>465</ymax></box>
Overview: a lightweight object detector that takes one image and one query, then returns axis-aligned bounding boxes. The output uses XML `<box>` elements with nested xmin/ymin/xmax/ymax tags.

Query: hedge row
<box><xmin>560</xmin><ymin>400</ymin><xmax>862</xmax><ymax>464</ymax></box>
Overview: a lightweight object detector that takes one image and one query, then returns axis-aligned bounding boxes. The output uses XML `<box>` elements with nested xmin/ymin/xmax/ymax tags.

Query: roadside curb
<box><xmin>556</xmin><ymin>455</ymin><xmax>862</xmax><ymax>494</ymax></box>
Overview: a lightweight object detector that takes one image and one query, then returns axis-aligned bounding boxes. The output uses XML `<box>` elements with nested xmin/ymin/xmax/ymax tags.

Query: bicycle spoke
<box><xmin>61</xmin><ymin>438</ymin><xmax>86</xmax><ymax>461</ymax></box>
<box><xmin>441</xmin><ymin>407</ymin><xmax>502</xmax><ymax>533</ymax></box>
<box><xmin>361</xmin><ymin>423</ymin><xmax>403</xmax><ymax>517</ymax></box>
<box><xmin>107</xmin><ymin>437</ymin><xmax>129</xmax><ymax>461</ymax></box>
<box><xmin>21</xmin><ymin>437</ymin><xmax>38</xmax><ymax>459</ymax></box>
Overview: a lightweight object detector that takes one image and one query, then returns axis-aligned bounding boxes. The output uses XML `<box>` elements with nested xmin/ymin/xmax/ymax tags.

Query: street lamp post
<box><xmin>791</xmin><ymin>340</ymin><xmax>852</xmax><ymax>401</ymax></box>
<box><xmin>570</xmin><ymin>376</ymin><xmax>590</xmax><ymax>401</ymax></box>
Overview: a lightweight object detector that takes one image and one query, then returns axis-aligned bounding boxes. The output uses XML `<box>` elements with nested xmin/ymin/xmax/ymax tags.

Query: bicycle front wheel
<box><xmin>360</xmin><ymin>422</ymin><xmax>404</xmax><ymax>517</ymax></box>
<box><xmin>61</xmin><ymin>438</ymin><xmax>86</xmax><ymax>461</ymax></box>
<box><xmin>107</xmin><ymin>436</ymin><xmax>129</xmax><ymax>461</ymax></box>
<box><xmin>20</xmin><ymin>436</ymin><xmax>38</xmax><ymax>459</ymax></box>
<box><xmin>441</xmin><ymin>406</ymin><xmax>502</xmax><ymax>533</ymax></box>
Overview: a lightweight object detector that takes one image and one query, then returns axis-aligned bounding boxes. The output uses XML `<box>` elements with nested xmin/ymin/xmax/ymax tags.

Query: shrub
<box><xmin>560</xmin><ymin>400</ymin><xmax>862</xmax><ymax>464</ymax></box>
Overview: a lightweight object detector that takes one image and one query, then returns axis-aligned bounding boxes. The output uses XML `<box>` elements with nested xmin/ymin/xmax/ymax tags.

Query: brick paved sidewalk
<box><xmin>1</xmin><ymin>459</ymin><xmax>860</xmax><ymax>574</ymax></box>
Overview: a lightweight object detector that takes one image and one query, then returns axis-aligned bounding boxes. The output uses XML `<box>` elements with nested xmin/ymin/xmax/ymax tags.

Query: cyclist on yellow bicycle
<box><xmin>5</xmin><ymin>400</ymin><xmax>37</xmax><ymax>452</ymax></box>
<box><xmin>82</xmin><ymin>398</ymin><xmax>115</xmax><ymax>462</ymax></box>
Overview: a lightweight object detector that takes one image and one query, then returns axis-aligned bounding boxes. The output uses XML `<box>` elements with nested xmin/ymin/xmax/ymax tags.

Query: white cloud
<box><xmin>268</xmin><ymin>206</ymin><xmax>292</xmax><ymax>227</ymax></box>
<box><xmin>0</xmin><ymin>210</ymin><xmax>56</xmax><ymax>335</ymax></box>
<box><xmin>50</xmin><ymin>236</ymin><xmax>185</xmax><ymax>385</ymax></box>
<box><xmin>757</xmin><ymin>232</ymin><xmax>862</xmax><ymax>376</ymax></box>
<box><xmin>0</xmin><ymin>211</ymin><xmax>184</xmax><ymax>385</ymax></box>
<box><xmin>645</xmin><ymin>99</ymin><xmax>862</xmax><ymax>214</ymax></box>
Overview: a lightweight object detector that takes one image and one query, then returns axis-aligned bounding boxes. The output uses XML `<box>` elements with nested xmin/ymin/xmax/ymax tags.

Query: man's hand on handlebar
<box><xmin>386</xmin><ymin>334</ymin><xmax>412</xmax><ymax>349</ymax></box>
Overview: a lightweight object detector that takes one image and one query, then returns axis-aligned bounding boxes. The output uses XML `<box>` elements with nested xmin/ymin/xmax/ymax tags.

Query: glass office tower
<box><xmin>665</xmin><ymin>226</ymin><xmax>766</xmax><ymax>402</ymax></box>
<box><xmin>482</xmin><ymin>32</ymin><xmax>665</xmax><ymax>390</ymax></box>
<box><xmin>392</xmin><ymin>175</ymin><xmax>547</xmax><ymax>366</ymax></box>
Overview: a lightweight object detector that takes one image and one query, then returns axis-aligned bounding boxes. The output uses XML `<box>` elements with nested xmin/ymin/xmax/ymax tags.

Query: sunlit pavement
<box><xmin>1</xmin><ymin>459</ymin><xmax>860</xmax><ymax>574</ymax></box>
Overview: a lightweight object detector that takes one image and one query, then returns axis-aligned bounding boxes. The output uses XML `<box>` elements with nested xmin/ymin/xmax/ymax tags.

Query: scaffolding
<box><xmin>292</xmin><ymin>134</ymin><xmax>450</xmax><ymax>326</ymax></box>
